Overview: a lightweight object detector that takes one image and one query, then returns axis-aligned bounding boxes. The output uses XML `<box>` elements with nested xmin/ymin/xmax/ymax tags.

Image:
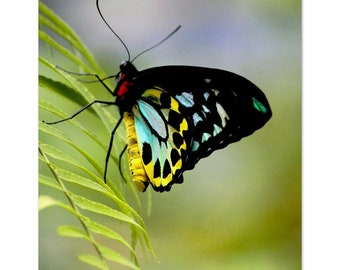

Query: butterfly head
<box><xmin>113</xmin><ymin>61</ymin><xmax>140</xmax><ymax>110</ymax></box>
<box><xmin>119</xmin><ymin>61</ymin><xmax>138</xmax><ymax>78</ymax></box>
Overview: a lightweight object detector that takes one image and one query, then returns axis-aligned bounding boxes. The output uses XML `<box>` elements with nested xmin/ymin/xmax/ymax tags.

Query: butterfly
<box><xmin>44</xmin><ymin>0</ymin><xmax>272</xmax><ymax>192</ymax></box>
<box><xmin>114</xmin><ymin>62</ymin><xmax>271</xmax><ymax>192</ymax></box>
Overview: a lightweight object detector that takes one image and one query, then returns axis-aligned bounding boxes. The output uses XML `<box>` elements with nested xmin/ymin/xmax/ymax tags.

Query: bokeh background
<box><xmin>39</xmin><ymin>0</ymin><xmax>301</xmax><ymax>269</ymax></box>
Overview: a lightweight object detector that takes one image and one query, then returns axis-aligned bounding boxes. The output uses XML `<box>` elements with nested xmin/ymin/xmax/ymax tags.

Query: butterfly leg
<box><xmin>43</xmin><ymin>100</ymin><xmax>116</xmax><ymax>125</ymax></box>
<box><xmin>56</xmin><ymin>65</ymin><xmax>116</xmax><ymax>95</ymax></box>
<box><xmin>80</xmin><ymin>73</ymin><xmax>116</xmax><ymax>96</ymax></box>
<box><xmin>104</xmin><ymin>116</ymin><xmax>123</xmax><ymax>183</ymax></box>
<box><xmin>118</xmin><ymin>144</ymin><xmax>128</xmax><ymax>183</ymax></box>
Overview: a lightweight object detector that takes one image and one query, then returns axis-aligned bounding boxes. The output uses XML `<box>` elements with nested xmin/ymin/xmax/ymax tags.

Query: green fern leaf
<box><xmin>39</xmin><ymin>2</ymin><xmax>155</xmax><ymax>269</ymax></box>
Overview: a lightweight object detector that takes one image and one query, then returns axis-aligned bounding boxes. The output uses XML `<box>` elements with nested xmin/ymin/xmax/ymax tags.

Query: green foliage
<box><xmin>39</xmin><ymin>2</ymin><xmax>154</xmax><ymax>269</ymax></box>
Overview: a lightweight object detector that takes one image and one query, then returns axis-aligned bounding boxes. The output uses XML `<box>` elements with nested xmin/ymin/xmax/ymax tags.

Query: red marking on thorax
<box><xmin>117</xmin><ymin>79</ymin><xmax>133</xmax><ymax>100</ymax></box>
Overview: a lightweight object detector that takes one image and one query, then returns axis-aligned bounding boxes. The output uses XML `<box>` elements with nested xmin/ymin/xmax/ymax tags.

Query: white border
<box><xmin>1</xmin><ymin>1</ymin><xmax>38</xmax><ymax>268</ymax></box>
<box><xmin>304</xmin><ymin>0</ymin><xmax>340</xmax><ymax>269</ymax></box>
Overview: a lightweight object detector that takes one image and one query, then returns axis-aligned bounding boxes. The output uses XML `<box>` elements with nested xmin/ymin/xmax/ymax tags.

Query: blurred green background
<box><xmin>39</xmin><ymin>0</ymin><xmax>301</xmax><ymax>269</ymax></box>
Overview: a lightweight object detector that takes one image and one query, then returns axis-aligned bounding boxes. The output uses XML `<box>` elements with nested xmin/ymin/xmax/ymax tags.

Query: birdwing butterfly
<box><xmin>45</xmin><ymin>0</ymin><xmax>272</xmax><ymax>192</ymax></box>
<box><xmin>114</xmin><ymin>62</ymin><xmax>271</xmax><ymax>192</ymax></box>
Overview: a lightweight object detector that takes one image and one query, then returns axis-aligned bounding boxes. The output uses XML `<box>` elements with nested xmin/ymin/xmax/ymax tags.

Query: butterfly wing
<box><xmin>128</xmin><ymin>88</ymin><xmax>192</xmax><ymax>192</ymax></box>
<box><xmin>134</xmin><ymin>66</ymin><xmax>272</xmax><ymax>170</ymax></box>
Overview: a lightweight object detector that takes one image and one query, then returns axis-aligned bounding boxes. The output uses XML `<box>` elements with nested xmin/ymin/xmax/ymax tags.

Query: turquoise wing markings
<box><xmin>132</xmin><ymin>88</ymin><xmax>190</xmax><ymax>190</ymax></box>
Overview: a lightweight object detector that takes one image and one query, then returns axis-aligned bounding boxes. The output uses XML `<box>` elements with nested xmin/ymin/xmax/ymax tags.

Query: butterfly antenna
<box><xmin>131</xmin><ymin>25</ymin><xmax>182</xmax><ymax>62</ymax></box>
<box><xmin>96</xmin><ymin>0</ymin><xmax>131</xmax><ymax>61</ymax></box>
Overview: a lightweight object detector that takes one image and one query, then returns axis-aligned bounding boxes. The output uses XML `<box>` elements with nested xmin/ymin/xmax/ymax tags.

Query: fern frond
<box><xmin>39</xmin><ymin>2</ymin><xmax>155</xmax><ymax>269</ymax></box>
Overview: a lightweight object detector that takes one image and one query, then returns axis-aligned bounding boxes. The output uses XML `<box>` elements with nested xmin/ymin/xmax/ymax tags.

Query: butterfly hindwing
<box><xmin>127</xmin><ymin>88</ymin><xmax>192</xmax><ymax>192</ymax></box>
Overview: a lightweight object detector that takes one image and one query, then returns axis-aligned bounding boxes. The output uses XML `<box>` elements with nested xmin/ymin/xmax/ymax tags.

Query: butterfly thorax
<box><xmin>114</xmin><ymin>61</ymin><xmax>141</xmax><ymax>112</ymax></box>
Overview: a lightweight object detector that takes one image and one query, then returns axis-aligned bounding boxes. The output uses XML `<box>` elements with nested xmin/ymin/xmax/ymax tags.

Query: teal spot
<box><xmin>193</xmin><ymin>113</ymin><xmax>203</xmax><ymax>125</ymax></box>
<box><xmin>203</xmin><ymin>92</ymin><xmax>210</xmax><ymax>100</ymax></box>
<box><xmin>201</xmin><ymin>132</ymin><xmax>211</xmax><ymax>142</ymax></box>
<box><xmin>202</xmin><ymin>105</ymin><xmax>210</xmax><ymax>113</ymax></box>
<box><xmin>252</xmin><ymin>97</ymin><xmax>267</xmax><ymax>113</ymax></box>
<box><xmin>192</xmin><ymin>141</ymin><xmax>200</xmax><ymax>152</ymax></box>
<box><xmin>213</xmin><ymin>124</ymin><xmax>222</xmax><ymax>136</ymax></box>
<box><xmin>176</xmin><ymin>92</ymin><xmax>194</xmax><ymax>108</ymax></box>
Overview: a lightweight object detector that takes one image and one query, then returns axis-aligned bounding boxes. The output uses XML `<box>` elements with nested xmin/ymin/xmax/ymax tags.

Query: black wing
<box><xmin>133</xmin><ymin>65</ymin><xmax>272</xmax><ymax>170</ymax></box>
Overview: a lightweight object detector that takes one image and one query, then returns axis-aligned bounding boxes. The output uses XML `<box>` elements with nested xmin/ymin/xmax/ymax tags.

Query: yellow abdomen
<box><xmin>123</xmin><ymin>112</ymin><xmax>149</xmax><ymax>192</ymax></box>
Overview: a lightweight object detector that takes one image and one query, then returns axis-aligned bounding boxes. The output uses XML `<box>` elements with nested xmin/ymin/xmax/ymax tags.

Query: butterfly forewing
<box><xmin>133</xmin><ymin>66</ymin><xmax>272</xmax><ymax>171</ymax></box>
